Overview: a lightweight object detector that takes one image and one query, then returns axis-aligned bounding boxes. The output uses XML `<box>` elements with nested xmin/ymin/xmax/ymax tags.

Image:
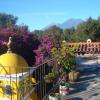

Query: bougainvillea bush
<box><xmin>34</xmin><ymin>34</ymin><xmax>60</xmax><ymax>64</ymax></box>
<box><xmin>0</xmin><ymin>26</ymin><xmax>61</xmax><ymax>65</ymax></box>
<box><xmin>0</xmin><ymin>26</ymin><xmax>60</xmax><ymax>65</ymax></box>
<box><xmin>0</xmin><ymin>26</ymin><xmax>40</xmax><ymax>66</ymax></box>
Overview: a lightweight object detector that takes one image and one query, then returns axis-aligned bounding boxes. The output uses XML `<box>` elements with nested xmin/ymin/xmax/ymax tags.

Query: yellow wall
<box><xmin>0</xmin><ymin>80</ymin><xmax>18</xmax><ymax>99</ymax></box>
<box><xmin>0</xmin><ymin>79</ymin><xmax>38</xmax><ymax>100</ymax></box>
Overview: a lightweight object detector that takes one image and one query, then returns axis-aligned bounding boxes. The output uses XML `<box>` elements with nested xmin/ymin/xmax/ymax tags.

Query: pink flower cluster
<box><xmin>34</xmin><ymin>34</ymin><xmax>56</xmax><ymax>65</ymax></box>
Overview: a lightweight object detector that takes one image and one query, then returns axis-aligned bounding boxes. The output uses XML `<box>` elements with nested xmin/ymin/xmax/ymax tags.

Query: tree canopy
<box><xmin>0</xmin><ymin>13</ymin><xmax>18</xmax><ymax>28</ymax></box>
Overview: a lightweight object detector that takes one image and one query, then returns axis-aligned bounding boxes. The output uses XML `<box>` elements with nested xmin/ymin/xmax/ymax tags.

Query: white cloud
<box><xmin>17</xmin><ymin>12</ymin><xmax>66</xmax><ymax>16</ymax></box>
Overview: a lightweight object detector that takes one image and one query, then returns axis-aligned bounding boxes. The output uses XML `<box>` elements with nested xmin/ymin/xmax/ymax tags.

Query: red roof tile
<box><xmin>67</xmin><ymin>42</ymin><xmax>100</xmax><ymax>54</ymax></box>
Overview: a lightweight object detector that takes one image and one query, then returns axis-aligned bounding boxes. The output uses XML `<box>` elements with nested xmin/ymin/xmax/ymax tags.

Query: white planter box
<box><xmin>59</xmin><ymin>85</ymin><xmax>69</xmax><ymax>95</ymax></box>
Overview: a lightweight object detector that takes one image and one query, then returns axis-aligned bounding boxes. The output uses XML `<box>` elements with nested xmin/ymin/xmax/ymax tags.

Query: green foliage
<box><xmin>0</xmin><ymin>13</ymin><xmax>18</xmax><ymax>28</ymax></box>
<box><xmin>32</xmin><ymin>30</ymin><xmax>44</xmax><ymax>40</ymax></box>
<box><xmin>63</xmin><ymin>27</ymin><xmax>75</xmax><ymax>42</ymax></box>
<box><xmin>43</xmin><ymin>25</ymin><xmax>63</xmax><ymax>41</ymax></box>
<box><xmin>60</xmin><ymin>82</ymin><xmax>70</xmax><ymax>87</ymax></box>
<box><xmin>33</xmin><ymin>17</ymin><xmax>100</xmax><ymax>42</ymax></box>
<box><xmin>75</xmin><ymin>17</ymin><xmax>100</xmax><ymax>42</ymax></box>
<box><xmin>44</xmin><ymin>71</ymin><xmax>58</xmax><ymax>80</ymax></box>
<box><xmin>51</xmin><ymin>41</ymin><xmax>77</xmax><ymax>73</ymax></box>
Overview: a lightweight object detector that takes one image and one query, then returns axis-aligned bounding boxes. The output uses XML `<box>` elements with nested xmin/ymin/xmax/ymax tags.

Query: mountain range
<box><xmin>44</xmin><ymin>18</ymin><xmax>84</xmax><ymax>30</ymax></box>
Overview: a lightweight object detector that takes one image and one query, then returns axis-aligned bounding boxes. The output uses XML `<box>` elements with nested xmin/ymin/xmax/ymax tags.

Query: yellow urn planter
<box><xmin>68</xmin><ymin>71</ymin><xmax>80</xmax><ymax>82</ymax></box>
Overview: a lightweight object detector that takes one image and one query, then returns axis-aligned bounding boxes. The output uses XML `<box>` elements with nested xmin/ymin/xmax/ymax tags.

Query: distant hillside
<box><xmin>44</xmin><ymin>18</ymin><xmax>84</xmax><ymax>30</ymax></box>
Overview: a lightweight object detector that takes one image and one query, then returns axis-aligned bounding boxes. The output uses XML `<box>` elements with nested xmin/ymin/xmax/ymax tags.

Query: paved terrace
<box><xmin>63</xmin><ymin>54</ymin><xmax>100</xmax><ymax>100</ymax></box>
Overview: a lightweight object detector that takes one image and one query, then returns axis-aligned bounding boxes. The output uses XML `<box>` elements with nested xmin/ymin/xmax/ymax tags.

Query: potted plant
<box><xmin>59</xmin><ymin>82</ymin><xmax>70</xmax><ymax>95</ymax></box>
<box><xmin>51</xmin><ymin>42</ymin><xmax>80</xmax><ymax>82</ymax></box>
<box><xmin>65</xmin><ymin>51</ymin><xmax>80</xmax><ymax>82</ymax></box>
<box><xmin>48</xmin><ymin>93</ymin><xmax>60</xmax><ymax>100</ymax></box>
<box><xmin>66</xmin><ymin>55</ymin><xmax>80</xmax><ymax>82</ymax></box>
<box><xmin>44</xmin><ymin>75</ymin><xmax>53</xmax><ymax>84</ymax></box>
<box><xmin>44</xmin><ymin>72</ymin><xmax>57</xmax><ymax>83</ymax></box>
<box><xmin>68</xmin><ymin>70</ymin><xmax>80</xmax><ymax>82</ymax></box>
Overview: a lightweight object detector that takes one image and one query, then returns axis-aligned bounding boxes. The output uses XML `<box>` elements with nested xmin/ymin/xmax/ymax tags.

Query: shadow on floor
<box><xmin>68</xmin><ymin>97</ymin><xmax>83</xmax><ymax>100</ymax></box>
<box><xmin>69</xmin><ymin>72</ymin><xmax>100</xmax><ymax>94</ymax></box>
<box><xmin>70</xmin><ymin>82</ymin><xmax>89</xmax><ymax>94</ymax></box>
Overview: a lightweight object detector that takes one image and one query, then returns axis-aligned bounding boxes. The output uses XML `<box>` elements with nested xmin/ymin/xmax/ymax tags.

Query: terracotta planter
<box><xmin>44</xmin><ymin>79</ymin><xmax>53</xmax><ymax>84</ymax></box>
<box><xmin>68</xmin><ymin>71</ymin><xmax>80</xmax><ymax>82</ymax></box>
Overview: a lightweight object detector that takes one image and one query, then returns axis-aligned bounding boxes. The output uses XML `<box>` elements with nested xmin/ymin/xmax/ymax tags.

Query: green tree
<box><xmin>75</xmin><ymin>17</ymin><xmax>100</xmax><ymax>42</ymax></box>
<box><xmin>44</xmin><ymin>25</ymin><xmax>63</xmax><ymax>40</ymax></box>
<box><xmin>32</xmin><ymin>30</ymin><xmax>44</xmax><ymax>40</ymax></box>
<box><xmin>71</xmin><ymin>32</ymin><xmax>88</xmax><ymax>42</ymax></box>
<box><xmin>0</xmin><ymin>13</ymin><xmax>18</xmax><ymax>28</ymax></box>
<box><xmin>63</xmin><ymin>27</ymin><xmax>75</xmax><ymax>42</ymax></box>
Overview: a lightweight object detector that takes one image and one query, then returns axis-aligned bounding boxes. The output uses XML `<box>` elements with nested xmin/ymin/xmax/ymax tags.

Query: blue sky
<box><xmin>0</xmin><ymin>0</ymin><xmax>100</xmax><ymax>31</ymax></box>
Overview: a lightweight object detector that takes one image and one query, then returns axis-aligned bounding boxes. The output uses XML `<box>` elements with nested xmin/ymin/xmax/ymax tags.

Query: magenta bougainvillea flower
<box><xmin>34</xmin><ymin>34</ymin><xmax>58</xmax><ymax>65</ymax></box>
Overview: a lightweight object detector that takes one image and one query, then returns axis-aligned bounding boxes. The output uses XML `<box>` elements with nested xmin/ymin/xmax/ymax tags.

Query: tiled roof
<box><xmin>67</xmin><ymin>42</ymin><xmax>100</xmax><ymax>54</ymax></box>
